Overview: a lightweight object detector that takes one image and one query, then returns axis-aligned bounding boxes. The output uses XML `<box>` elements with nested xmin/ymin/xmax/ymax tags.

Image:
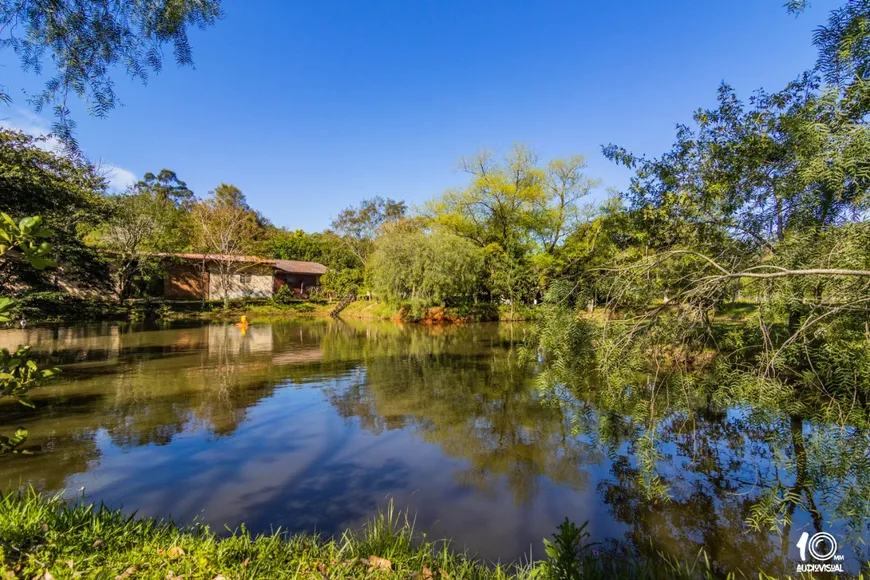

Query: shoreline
<box><xmin>1</xmin><ymin>490</ymin><xmax>838</xmax><ymax>580</ymax></box>
<box><xmin>10</xmin><ymin>295</ymin><xmax>537</xmax><ymax>326</ymax></box>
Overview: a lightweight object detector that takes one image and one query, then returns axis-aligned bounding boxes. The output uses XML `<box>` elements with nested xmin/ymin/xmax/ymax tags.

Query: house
<box><xmin>158</xmin><ymin>253</ymin><xmax>327</xmax><ymax>300</ymax></box>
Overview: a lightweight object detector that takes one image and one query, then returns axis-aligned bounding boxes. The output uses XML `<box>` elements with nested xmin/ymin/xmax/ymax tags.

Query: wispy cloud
<box><xmin>0</xmin><ymin>107</ymin><xmax>136</xmax><ymax>191</ymax></box>
<box><xmin>0</xmin><ymin>107</ymin><xmax>63</xmax><ymax>152</ymax></box>
<box><xmin>100</xmin><ymin>164</ymin><xmax>137</xmax><ymax>191</ymax></box>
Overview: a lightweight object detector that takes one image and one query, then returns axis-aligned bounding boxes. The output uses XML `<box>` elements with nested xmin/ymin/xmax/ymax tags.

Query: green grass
<box><xmin>1</xmin><ymin>490</ymin><xmax>866</xmax><ymax>579</ymax></box>
<box><xmin>340</xmin><ymin>300</ymin><xmax>538</xmax><ymax>323</ymax></box>
<box><xmin>712</xmin><ymin>301</ymin><xmax>758</xmax><ymax>321</ymax></box>
<box><xmin>157</xmin><ymin>299</ymin><xmax>332</xmax><ymax>323</ymax></box>
<box><xmin>0</xmin><ymin>490</ymin><xmax>525</xmax><ymax>580</ymax></box>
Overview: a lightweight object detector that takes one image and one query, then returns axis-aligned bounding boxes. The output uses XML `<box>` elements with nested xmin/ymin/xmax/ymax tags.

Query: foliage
<box><xmin>266</xmin><ymin>228</ymin><xmax>329</xmax><ymax>263</ymax></box>
<box><xmin>0</xmin><ymin>129</ymin><xmax>109</xmax><ymax>292</ymax></box>
<box><xmin>321</xmin><ymin>266</ymin><xmax>365</xmax><ymax>297</ymax></box>
<box><xmin>135</xmin><ymin>170</ymin><xmax>195</xmax><ymax>208</ymax></box>
<box><xmin>427</xmin><ymin>145</ymin><xmax>598</xmax><ymax>306</ymax></box>
<box><xmin>368</xmin><ymin>225</ymin><xmax>485</xmax><ymax>306</ymax></box>
<box><xmin>271</xmin><ymin>284</ymin><xmax>296</xmax><ymax>306</ymax></box>
<box><xmin>0</xmin><ymin>214</ymin><xmax>55</xmax><ymax>279</ymax></box>
<box><xmin>522</xmin><ymin>0</ymin><xmax>870</xmax><ymax>409</ymax></box>
<box><xmin>533</xmin><ymin>519</ymin><xmax>594</xmax><ymax>580</ymax></box>
<box><xmin>191</xmin><ymin>187</ymin><xmax>264</xmax><ymax>307</ymax></box>
<box><xmin>0</xmin><ymin>345</ymin><xmax>57</xmax><ymax>450</ymax></box>
<box><xmin>330</xmin><ymin>196</ymin><xmax>407</xmax><ymax>266</ymax></box>
<box><xmin>0</xmin><ymin>0</ymin><xmax>223</xmax><ymax>151</ymax></box>
<box><xmin>266</xmin><ymin>228</ymin><xmax>360</xmax><ymax>295</ymax></box>
<box><xmin>3</xmin><ymin>490</ymin><xmax>863</xmax><ymax>580</ymax></box>
<box><xmin>0</xmin><ymin>213</ymin><xmax>58</xmax><ymax>455</ymax></box>
<box><xmin>89</xmin><ymin>171</ymin><xmax>195</xmax><ymax>298</ymax></box>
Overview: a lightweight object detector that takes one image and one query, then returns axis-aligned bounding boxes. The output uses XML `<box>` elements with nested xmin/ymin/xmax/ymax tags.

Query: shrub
<box><xmin>272</xmin><ymin>284</ymin><xmax>297</xmax><ymax>306</ymax></box>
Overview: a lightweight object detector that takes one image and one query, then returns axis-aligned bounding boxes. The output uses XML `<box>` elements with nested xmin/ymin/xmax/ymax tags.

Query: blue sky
<box><xmin>0</xmin><ymin>0</ymin><xmax>840</xmax><ymax>231</ymax></box>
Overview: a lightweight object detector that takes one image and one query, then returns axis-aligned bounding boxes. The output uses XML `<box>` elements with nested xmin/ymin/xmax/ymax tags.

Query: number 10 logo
<box><xmin>796</xmin><ymin>532</ymin><xmax>838</xmax><ymax>562</ymax></box>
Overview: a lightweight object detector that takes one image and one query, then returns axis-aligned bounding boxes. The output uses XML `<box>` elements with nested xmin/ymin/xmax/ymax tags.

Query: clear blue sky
<box><xmin>0</xmin><ymin>0</ymin><xmax>840</xmax><ymax>231</ymax></box>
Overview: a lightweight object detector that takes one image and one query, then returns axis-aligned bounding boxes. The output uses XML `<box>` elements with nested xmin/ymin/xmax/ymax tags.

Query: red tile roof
<box><xmin>273</xmin><ymin>259</ymin><xmax>328</xmax><ymax>275</ymax></box>
<box><xmin>151</xmin><ymin>252</ymin><xmax>272</xmax><ymax>264</ymax></box>
<box><xmin>149</xmin><ymin>253</ymin><xmax>327</xmax><ymax>274</ymax></box>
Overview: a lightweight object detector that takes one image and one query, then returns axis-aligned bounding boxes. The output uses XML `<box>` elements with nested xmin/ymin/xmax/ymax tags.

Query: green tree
<box><xmin>330</xmin><ymin>196</ymin><xmax>407</xmax><ymax>267</ymax></box>
<box><xmin>537</xmin><ymin>0</ymin><xmax>870</xmax><ymax>419</ymax></box>
<box><xmin>0</xmin><ymin>0</ymin><xmax>223</xmax><ymax>151</ymax></box>
<box><xmin>368</xmin><ymin>224</ymin><xmax>484</xmax><ymax>306</ymax></box>
<box><xmin>133</xmin><ymin>169</ymin><xmax>195</xmax><ymax>209</ymax></box>
<box><xmin>90</xmin><ymin>175</ymin><xmax>195</xmax><ymax>299</ymax></box>
<box><xmin>213</xmin><ymin>183</ymin><xmax>250</xmax><ymax>210</ymax></box>
<box><xmin>266</xmin><ymin>229</ymin><xmax>329</xmax><ymax>263</ymax></box>
<box><xmin>192</xmin><ymin>190</ymin><xmax>263</xmax><ymax>307</ymax></box>
<box><xmin>428</xmin><ymin>145</ymin><xmax>598</xmax><ymax>306</ymax></box>
<box><xmin>0</xmin><ymin>128</ymin><xmax>109</xmax><ymax>293</ymax></box>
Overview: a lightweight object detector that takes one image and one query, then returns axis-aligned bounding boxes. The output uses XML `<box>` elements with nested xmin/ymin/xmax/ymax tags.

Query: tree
<box><xmin>428</xmin><ymin>145</ymin><xmax>598</xmax><ymax>306</ymax></box>
<box><xmin>213</xmin><ymin>183</ymin><xmax>250</xmax><ymax>210</ymax></box>
<box><xmin>330</xmin><ymin>196</ymin><xmax>407</xmax><ymax>266</ymax></box>
<box><xmin>536</xmin><ymin>0</ymin><xmax>870</xmax><ymax>402</ymax></box>
<box><xmin>368</xmin><ymin>225</ymin><xmax>484</xmax><ymax>306</ymax></box>
<box><xmin>0</xmin><ymin>128</ymin><xmax>109</xmax><ymax>293</ymax></box>
<box><xmin>0</xmin><ymin>0</ymin><xmax>223</xmax><ymax>151</ymax></box>
<box><xmin>133</xmin><ymin>169</ymin><xmax>195</xmax><ymax>209</ymax></box>
<box><xmin>536</xmin><ymin>156</ymin><xmax>599</xmax><ymax>254</ymax></box>
<box><xmin>89</xmin><ymin>167</ymin><xmax>197</xmax><ymax>298</ymax></box>
<box><xmin>266</xmin><ymin>229</ymin><xmax>329</xmax><ymax>264</ymax></box>
<box><xmin>192</xmin><ymin>191</ymin><xmax>261</xmax><ymax>307</ymax></box>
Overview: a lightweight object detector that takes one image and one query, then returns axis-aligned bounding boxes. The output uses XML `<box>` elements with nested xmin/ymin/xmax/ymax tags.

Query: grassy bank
<box><xmin>341</xmin><ymin>300</ymin><xmax>537</xmax><ymax>323</ymax></box>
<box><xmin>8</xmin><ymin>292</ymin><xmax>333</xmax><ymax>324</ymax></box>
<box><xmin>155</xmin><ymin>299</ymin><xmax>332</xmax><ymax>323</ymax></box>
<box><xmin>9</xmin><ymin>292</ymin><xmax>537</xmax><ymax>325</ymax></box>
<box><xmin>1</xmin><ymin>491</ymin><xmax>864</xmax><ymax>580</ymax></box>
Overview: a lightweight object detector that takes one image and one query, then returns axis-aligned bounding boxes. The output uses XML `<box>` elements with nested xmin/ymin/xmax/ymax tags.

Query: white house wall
<box><xmin>207</xmin><ymin>265</ymin><xmax>273</xmax><ymax>300</ymax></box>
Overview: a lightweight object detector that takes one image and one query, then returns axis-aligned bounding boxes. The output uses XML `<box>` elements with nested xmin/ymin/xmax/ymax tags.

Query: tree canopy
<box><xmin>0</xmin><ymin>0</ymin><xmax>223</xmax><ymax>150</ymax></box>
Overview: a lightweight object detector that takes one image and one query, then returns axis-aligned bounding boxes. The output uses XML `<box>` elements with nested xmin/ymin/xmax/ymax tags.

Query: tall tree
<box><xmin>0</xmin><ymin>128</ymin><xmax>109</xmax><ymax>292</ymax></box>
<box><xmin>0</xmin><ymin>0</ymin><xmax>223</xmax><ymax>151</ymax></box>
<box><xmin>133</xmin><ymin>169</ymin><xmax>195</xmax><ymax>209</ymax></box>
<box><xmin>537</xmin><ymin>156</ymin><xmax>599</xmax><ymax>254</ymax></box>
<box><xmin>192</xmin><ymin>191</ymin><xmax>261</xmax><ymax>307</ymax></box>
<box><xmin>368</xmin><ymin>224</ymin><xmax>485</xmax><ymax>306</ymax></box>
<box><xmin>429</xmin><ymin>145</ymin><xmax>598</xmax><ymax>306</ymax></box>
<box><xmin>212</xmin><ymin>183</ymin><xmax>250</xmax><ymax>210</ymax></box>
<box><xmin>330</xmin><ymin>196</ymin><xmax>406</xmax><ymax>266</ymax></box>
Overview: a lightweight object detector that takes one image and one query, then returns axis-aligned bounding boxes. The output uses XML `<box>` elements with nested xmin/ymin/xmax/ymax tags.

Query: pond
<box><xmin>0</xmin><ymin>320</ymin><xmax>867</xmax><ymax>574</ymax></box>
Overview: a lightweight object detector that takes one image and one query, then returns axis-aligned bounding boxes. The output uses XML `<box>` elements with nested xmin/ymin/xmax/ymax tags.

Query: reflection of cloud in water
<box><xmin>4</xmin><ymin>320</ymin><xmax>867</xmax><ymax>571</ymax></box>
<box><xmin>61</xmin><ymin>380</ymin><xmax>412</xmax><ymax>537</ymax></box>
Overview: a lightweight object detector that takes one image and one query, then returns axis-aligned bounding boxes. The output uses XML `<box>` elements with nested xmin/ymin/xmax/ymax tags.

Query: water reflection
<box><xmin>0</xmin><ymin>321</ymin><xmax>866</xmax><ymax>572</ymax></box>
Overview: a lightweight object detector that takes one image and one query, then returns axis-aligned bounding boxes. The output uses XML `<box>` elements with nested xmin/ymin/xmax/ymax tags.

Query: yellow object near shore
<box><xmin>236</xmin><ymin>316</ymin><xmax>249</xmax><ymax>334</ymax></box>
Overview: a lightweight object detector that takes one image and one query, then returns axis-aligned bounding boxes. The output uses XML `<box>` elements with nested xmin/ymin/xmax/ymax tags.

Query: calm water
<box><xmin>0</xmin><ymin>320</ymin><xmax>867</xmax><ymax>573</ymax></box>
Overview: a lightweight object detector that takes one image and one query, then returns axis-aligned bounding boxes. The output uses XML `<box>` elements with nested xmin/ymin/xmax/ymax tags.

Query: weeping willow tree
<box><xmin>535</xmin><ymin>1</ymin><xmax>870</xmax><ymax>401</ymax></box>
<box><xmin>524</xmin><ymin>1</ymin><xmax>870</xmax><ymax>545</ymax></box>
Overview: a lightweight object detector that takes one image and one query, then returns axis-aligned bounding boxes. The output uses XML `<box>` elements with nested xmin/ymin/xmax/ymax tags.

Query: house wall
<box><xmin>206</xmin><ymin>324</ymin><xmax>273</xmax><ymax>357</ymax></box>
<box><xmin>207</xmin><ymin>263</ymin><xmax>273</xmax><ymax>300</ymax></box>
<box><xmin>165</xmin><ymin>264</ymin><xmax>206</xmax><ymax>300</ymax></box>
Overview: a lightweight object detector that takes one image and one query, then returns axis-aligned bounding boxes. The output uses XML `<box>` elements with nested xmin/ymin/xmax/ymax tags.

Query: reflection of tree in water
<box><xmin>3</xmin><ymin>320</ymin><xmax>868</xmax><ymax>573</ymax></box>
<box><xmin>578</xmin><ymin>379</ymin><xmax>870</xmax><ymax>574</ymax></box>
<box><xmin>321</xmin><ymin>323</ymin><xmax>870</xmax><ymax>573</ymax></box>
<box><xmin>0</xmin><ymin>321</ymin><xmax>345</xmax><ymax>488</ymax></box>
<box><xmin>321</xmin><ymin>323</ymin><xmax>602</xmax><ymax>505</ymax></box>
